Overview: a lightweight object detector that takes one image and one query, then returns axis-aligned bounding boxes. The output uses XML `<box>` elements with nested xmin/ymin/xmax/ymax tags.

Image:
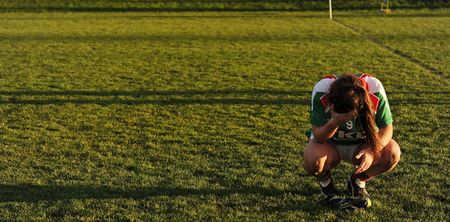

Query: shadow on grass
<box><xmin>0</xmin><ymin>184</ymin><xmax>312</xmax><ymax>202</ymax></box>
<box><xmin>1</xmin><ymin>13</ymin><xmax>449</xmax><ymax>22</ymax></box>
<box><xmin>0</xmin><ymin>90</ymin><xmax>448</xmax><ymax>105</ymax></box>
<box><xmin>2</xmin><ymin>33</ymin><xmax>449</xmax><ymax>43</ymax></box>
<box><xmin>0</xmin><ymin>7</ymin><xmax>324</xmax><ymax>13</ymax></box>
<box><xmin>0</xmin><ymin>98</ymin><xmax>310</xmax><ymax>105</ymax></box>
<box><xmin>0</xmin><ymin>89</ymin><xmax>311</xmax><ymax>97</ymax></box>
<box><xmin>0</xmin><ymin>89</ymin><xmax>310</xmax><ymax>105</ymax></box>
<box><xmin>0</xmin><ymin>33</ymin><xmax>363</xmax><ymax>43</ymax></box>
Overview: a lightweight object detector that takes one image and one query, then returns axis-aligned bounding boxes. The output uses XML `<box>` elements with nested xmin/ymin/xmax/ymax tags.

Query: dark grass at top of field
<box><xmin>0</xmin><ymin>10</ymin><xmax>448</xmax><ymax>221</ymax></box>
<box><xmin>0</xmin><ymin>0</ymin><xmax>448</xmax><ymax>12</ymax></box>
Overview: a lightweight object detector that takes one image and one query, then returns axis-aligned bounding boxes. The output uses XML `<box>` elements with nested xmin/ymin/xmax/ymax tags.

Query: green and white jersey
<box><xmin>309</xmin><ymin>74</ymin><xmax>393</xmax><ymax>145</ymax></box>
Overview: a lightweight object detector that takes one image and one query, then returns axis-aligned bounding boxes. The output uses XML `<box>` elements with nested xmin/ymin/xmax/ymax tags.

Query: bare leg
<box><xmin>352</xmin><ymin>139</ymin><xmax>401</xmax><ymax>179</ymax></box>
<box><xmin>303</xmin><ymin>139</ymin><xmax>341</xmax><ymax>178</ymax></box>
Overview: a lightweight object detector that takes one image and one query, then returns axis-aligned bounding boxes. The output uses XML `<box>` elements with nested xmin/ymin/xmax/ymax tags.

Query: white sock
<box><xmin>319</xmin><ymin>178</ymin><xmax>331</xmax><ymax>187</ymax></box>
<box><xmin>355</xmin><ymin>178</ymin><xmax>366</xmax><ymax>188</ymax></box>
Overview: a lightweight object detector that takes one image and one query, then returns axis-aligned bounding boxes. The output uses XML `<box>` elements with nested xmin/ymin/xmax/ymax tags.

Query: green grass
<box><xmin>337</xmin><ymin>13</ymin><xmax>450</xmax><ymax>78</ymax></box>
<box><xmin>0</xmin><ymin>10</ymin><xmax>448</xmax><ymax>221</ymax></box>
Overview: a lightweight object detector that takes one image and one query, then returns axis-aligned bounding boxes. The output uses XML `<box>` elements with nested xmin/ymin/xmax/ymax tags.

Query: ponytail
<box><xmin>354</xmin><ymin>84</ymin><xmax>382</xmax><ymax>159</ymax></box>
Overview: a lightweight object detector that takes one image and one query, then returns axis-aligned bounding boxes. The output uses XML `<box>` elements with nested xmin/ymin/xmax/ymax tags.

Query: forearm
<box><xmin>312</xmin><ymin>119</ymin><xmax>340</xmax><ymax>141</ymax></box>
<box><xmin>312</xmin><ymin>108</ymin><xmax>355</xmax><ymax>142</ymax></box>
<box><xmin>378</xmin><ymin>124</ymin><xmax>393</xmax><ymax>148</ymax></box>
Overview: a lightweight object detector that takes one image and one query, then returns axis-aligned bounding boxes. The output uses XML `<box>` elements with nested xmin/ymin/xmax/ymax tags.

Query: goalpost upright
<box><xmin>381</xmin><ymin>0</ymin><xmax>392</xmax><ymax>14</ymax></box>
<box><xmin>329</xmin><ymin>0</ymin><xmax>393</xmax><ymax>19</ymax></box>
<box><xmin>329</xmin><ymin>0</ymin><xmax>333</xmax><ymax>19</ymax></box>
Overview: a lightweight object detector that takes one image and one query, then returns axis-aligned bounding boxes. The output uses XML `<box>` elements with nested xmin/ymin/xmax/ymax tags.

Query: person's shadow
<box><xmin>0</xmin><ymin>183</ymin><xmax>311</xmax><ymax>202</ymax></box>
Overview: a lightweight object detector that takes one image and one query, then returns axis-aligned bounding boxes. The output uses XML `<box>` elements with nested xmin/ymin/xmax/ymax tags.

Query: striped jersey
<box><xmin>309</xmin><ymin>74</ymin><xmax>393</xmax><ymax>145</ymax></box>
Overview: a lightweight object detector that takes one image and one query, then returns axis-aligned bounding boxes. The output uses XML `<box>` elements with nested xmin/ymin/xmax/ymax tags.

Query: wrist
<box><xmin>362</xmin><ymin>148</ymin><xmax>374</xmax><ymax>158</ymax></box>
<box><xmin>365</xmin><ymin>151</ymin><xmax>374</xmax><ymax>158</ymax></box>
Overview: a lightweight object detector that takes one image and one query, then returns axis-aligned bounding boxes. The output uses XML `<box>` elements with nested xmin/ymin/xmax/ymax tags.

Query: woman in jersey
<box><xmin>303</xmin><ymin>73</ymin><xmax>401</xmax><ymax>208</ymax></box>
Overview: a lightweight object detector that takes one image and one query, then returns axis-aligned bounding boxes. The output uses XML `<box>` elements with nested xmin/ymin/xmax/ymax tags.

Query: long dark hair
<box><xmin>328</xmin><ymin>74</ymin><xmax>382</xmax><ymax>159</ymax></box>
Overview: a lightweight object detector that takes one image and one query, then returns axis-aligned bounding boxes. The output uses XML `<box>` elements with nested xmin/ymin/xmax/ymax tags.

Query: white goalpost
<box><xmin>329</xmin><ymin>0</ymin><xmax>392</xmax><ymax>19</ymax></box>
<box><xmin>329</xmin><ymin>0</ymin><xmax>333</xmax><ymax>19</ymax></box>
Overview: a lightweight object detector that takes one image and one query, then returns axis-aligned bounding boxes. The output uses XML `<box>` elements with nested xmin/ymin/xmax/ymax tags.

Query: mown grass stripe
<box><xmin>0</xmin><ymin>90</ymin><xmax>448</xmax><ymax>96</ymax></box>
<box><xmin>0</xmin><ymin>98</ymin><xmax>310</xmax><ymax>105</ymax></box>
<box><xmin>333</xmin><ymin>19</ymin><xmax>448</xmax><ymax>81</ymax></box>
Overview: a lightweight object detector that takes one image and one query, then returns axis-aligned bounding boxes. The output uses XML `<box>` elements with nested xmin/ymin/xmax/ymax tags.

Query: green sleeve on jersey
<box><xmin>310</xmin><ymin>92</ymin><xmax>329</xmax><ymax>127</ymax></box>
<box><xmin>375</xmin><ymin>92</ymin><xmax>393</xmax><ymax>128</ymax></box>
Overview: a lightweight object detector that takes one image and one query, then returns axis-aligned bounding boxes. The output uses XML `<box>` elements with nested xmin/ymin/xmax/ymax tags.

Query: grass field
<box><xmin>0</xmin><ymin>9</ymin><xmax>448</xmax><ymax>221</ymax></box>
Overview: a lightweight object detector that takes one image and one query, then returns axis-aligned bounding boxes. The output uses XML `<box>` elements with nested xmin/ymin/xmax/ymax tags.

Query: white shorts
<box><xmin>334</xmin><ymin>143</ymin><xmax>361</xmax><ymax>163</ymax></box>
<box><xmin>309</xmin><ymin>135</ymin><xmax>361</xmax><ymax>163</ymax></box>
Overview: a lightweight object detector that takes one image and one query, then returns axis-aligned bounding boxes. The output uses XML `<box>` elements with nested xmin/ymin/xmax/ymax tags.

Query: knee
<box><xmin>302</xmin><ymin>141</ymin><xmax>340</xmax><ymax>175</ymax></box>
<box><xmin>381</xmin><ymin>140</ymin><xmax>401</xmax><ymax>168</ymax></box>
<box><xmin>390</xmin><ymin>143</ymin><xmax>401</xmax><ymax>167</ymax></box>
<box><xmin>303</xmin><ymin>158</ymin><xmax>326</xmax><ymax>176</ymax></box>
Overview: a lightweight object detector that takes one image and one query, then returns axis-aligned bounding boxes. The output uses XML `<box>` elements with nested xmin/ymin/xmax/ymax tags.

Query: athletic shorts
<box><xmin>334</xmin><ymin>143</ymin><xmax>361</xmax><ymax>163</ymax></box>
<box><xmin>309</xmin><ymin>135</ymin><xmax>361</xmax><ymax>163</ymax></box>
